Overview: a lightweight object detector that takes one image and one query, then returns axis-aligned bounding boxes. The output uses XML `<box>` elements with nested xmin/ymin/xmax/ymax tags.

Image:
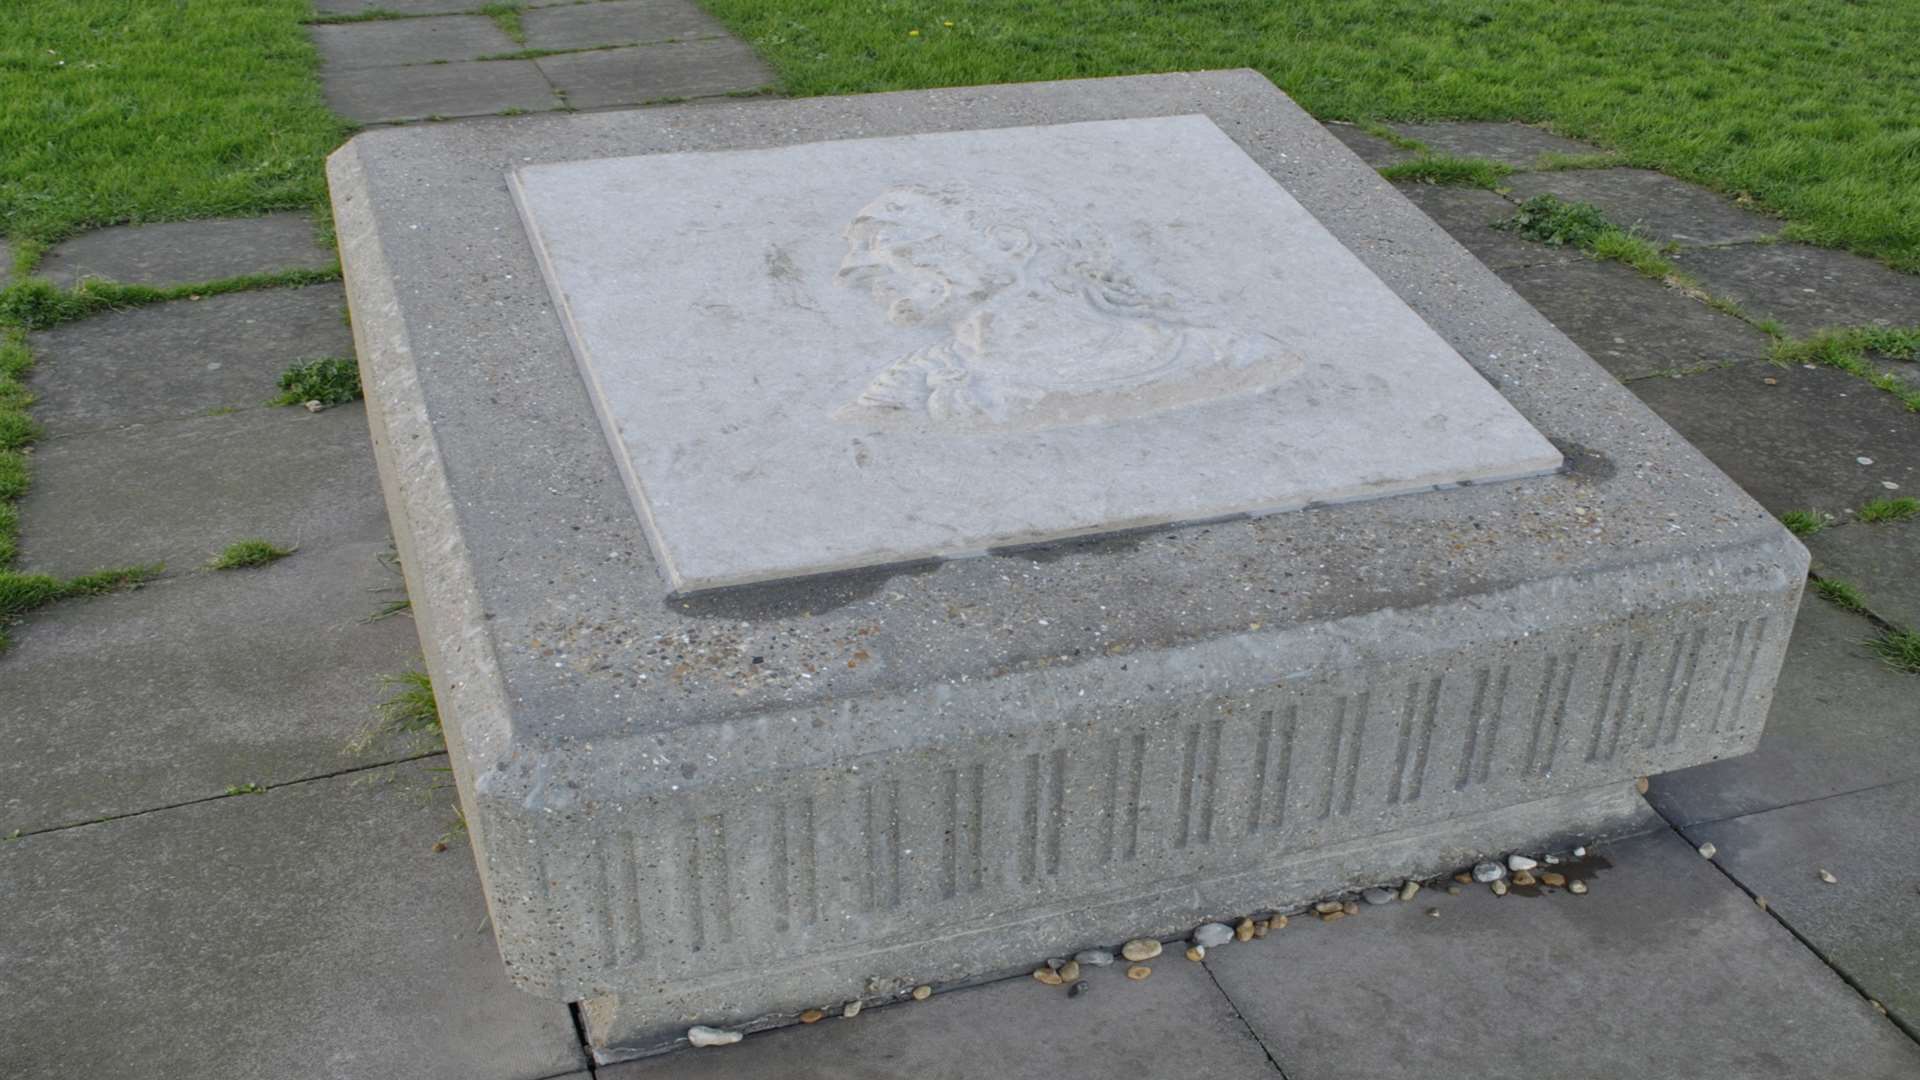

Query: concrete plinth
<box><xmin>327</xmin><ymin>71</ymin><xmax>1804</xmax><ymax>1062</ymax></box>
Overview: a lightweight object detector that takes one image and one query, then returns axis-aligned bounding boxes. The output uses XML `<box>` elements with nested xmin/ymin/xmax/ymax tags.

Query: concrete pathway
<box><xmin>2</xmin><ymin>33</ymin><xmax>1918</xmax><ymax>1075</ymax></box>
<box><xmin>309</xmin><ymin>0</ymin><xmax>773</xmax><ymax>124</ymax></box>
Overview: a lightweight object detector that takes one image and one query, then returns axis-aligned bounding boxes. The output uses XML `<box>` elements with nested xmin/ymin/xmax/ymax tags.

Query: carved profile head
<box><xmin>834</xmin><ymin>184</ymin><xmax>1051</xmax><ymax>327</ymax></box>
<box><xmin>833</xmin><ymin>184</ymin><xmax>1302</xmax><ymax>433</ymax></box>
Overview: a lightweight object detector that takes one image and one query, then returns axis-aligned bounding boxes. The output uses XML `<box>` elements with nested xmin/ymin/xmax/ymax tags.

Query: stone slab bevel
<box><xmin>327</xmin><ymin>71</ymin><xmax>1806</xmax><ymax>1032</ymax></box>
<box><xmin>511</xmin><ymin>115</ymin><xmax>1563</xmax><ymax>591</ymax></box>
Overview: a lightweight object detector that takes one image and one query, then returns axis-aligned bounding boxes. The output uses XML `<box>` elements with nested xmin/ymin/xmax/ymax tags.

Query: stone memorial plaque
<box><xmin>511</xmin><ymin>115</ymin><xmax>1562</xmax><ymax>592</ymax></box>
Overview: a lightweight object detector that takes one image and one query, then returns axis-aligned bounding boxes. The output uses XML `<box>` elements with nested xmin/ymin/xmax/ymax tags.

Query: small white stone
<box><xmin>1883</xmin><ymin>481</ymin><xmax>1901</xmax><ymax>490</ymax></box>
<box><xmin>687</xmin><ymin>1025</ymin><xmax>742</xmax><ymax>1047</ymax></box>
<box><xmin>1818</xmin><ymin>868</ymin><xmax>1838</xmax><ymax>884</ymax></box>
<box><xmin>1543</xmin><ymin>854</ymin><xmax>1560</xmax><ymax>865</ymax></box>
<box><xmin>1857</xmin><ymin>456</ymin><xmax>1874</xmax><ymax>465</ymax></box>
<box><xmin>1192</xmin><ymin>922</ymin><xmax>1234</xmax><ymax>948</ymax></box>
<box><xmin>1573</xmin><ymin>846</ymin><xmax>1587</xmax><ymax>857</ymax></box>
<box><xmin>1507</xmin><ymin>854</ymin><xmax>1538</xmax><ymax>872</ymax></box>
<box><xmin>842</xmin><ymin>1000</ymin><xmax>863</xmax><ymax>1019</ymax></box>
<box><xmin>1472</xmin><ymin>861</ymin><xmax>1506</xmax><ymax>883</ymax></box>
<box><xmin>1698</xmin><ymin>842</ymin><xmax>1717</xmax><ymax>860</ymax></box>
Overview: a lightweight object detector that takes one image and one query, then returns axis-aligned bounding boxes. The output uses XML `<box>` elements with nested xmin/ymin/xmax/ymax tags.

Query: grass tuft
<box><xmin>1779</xmin><ymin>510</ymin><xmax>1825</xmax><ymax>537</ymax></box>
<box><xmin>210</xmin><ymin>539</ymin><xmax>295</xmax><ymax>570</ymax></box>
<box><xmin>223</xmin><ymin>782</ymin><xmax>267</xmax><ymax>796</ymax></box>
<box><xmin>271</xmin><ymin>357</ymin><xmax>362</xmax><ymax>407</ymax></box>
<box><xmin>0</xmin><ymin>564</ymin><xmax>163</xmax><ymax>649</ymax></box>
<box><xmin>1497</xmin><ymin>194</ymin><xmax>1688</xmax><ymax>285</ymax></box>
<box><xmin>1771</xmin><ymin>325</ymin><xmax>1920</xmax><ymax>412</ymax></box>
<box><xmin>350</xmin><ymin>670</ymin><xmax>444</xmax><ymax>754</ymax></box>
<box><xmin>481</xmin><ymin>2</ymin><xmax>528</xmax><ymax>44</ymax></box>
<box><xmin>1869</xmin><ymin>628</ymin><xmax>1920</xmax><ymax>675</ymax></box>
<box><xmin>1378</xmin><ymin>154</ymin><xmax>1511</xmax><ymax>190</ymax></box>
<box><xmin>1856</xmin><ymin>497</ymin><xmax>1920</xmax><ymax>524</ymax></box>
<box><xmin>1811</xmin><ymin>577</ymin><xmax>1868</xmax><ymax>615</ymax></box>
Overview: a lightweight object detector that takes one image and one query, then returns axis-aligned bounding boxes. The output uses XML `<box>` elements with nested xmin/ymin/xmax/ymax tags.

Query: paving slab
<box><xmin>0</xmin><ymin>759</ymin><xmax>586</xmax><ymax>1080</ymax></box>
<box><xmin>1669</xmin><ymin>243</ymin><xmax>1920</xmax><ymax>338</ymax></box>
<box><xmin>600</xmin><ymin>954</ymin><xmax>1277</xmax><ymax>1079</ymax></box>
<box><xmin>1390</xmin><ymin>182</ymin><xmax>1570</xmax><ymax>271</ymax></box>
<box><xmin>323</xmin><ymin>58</ymin><xmax>560</xmax><ymax>124</ymax></box>
<box><xmin>1205</xmin><ymin>826</ymin><xmax>1920</xmax><ymax>1078</ymax></box>
<box><xmin>310</xmin><ymin>14</ymin><xmax>515</xmax><ymax>70</ymax></box>
<box><xmin>1629</xmin><ymin>359</ymin><xmax>1920</xmax><ymax>516</ymax></box>
<box><xmin>535</xmin><ymin>38</ymin><xmax>773</xmax><ymax>108</ymax></box>
<box><xmin>1804</xmin><ymin>520</ymin><xmax>1920</xmax><ymax>629</ymax></box>
<box><xmin>1322</xmin><ymin>121</ymin><xmax>1415</xmax><ymax>167</ymax></box>
<box><xmin>523</xmin><ymin>0</ymin><xmax>728</xmax><ymax>50</ymax></box>
<box><xmin>0</xmin><ymin>533</ymin><xmax>421</xmax><ymax>835</ymax></box>
<box><xmin>1500</xmin><ymin>255</ymin><xmax>1773</xmax><ymax>381</ymax></box>
<box><xmin>1688</xmin><ymin>778</ymin><xmax>1920</xmax><ymax>1033</ymax></box>
<box><xmin>1646</xmin><ymin>595</ymin><xmax>1920</xmax><ymax>828</ymax></box>
<box><xmin>1387</xmin><ymin>120</ymin><xmax>1603</xmax><ymax>168</ymax></box>
<box><xmin>17</xmin><ymin>403</ymin><xmax>383</xmax><ymax>580</ymax></box>
<box><xmin>28</xmin><ymin>285</ymin><xmax>351</xmax><ymax>432</ymax></box>
<box><xmin>1505</xmin><ymin>167</ymin><xmax>1780</xmax><ymax>247</ymax></box>
<box><xmin>35</xmin><ymin>213</ymin><xmax>335</xmax><ymax>288</ymax></box>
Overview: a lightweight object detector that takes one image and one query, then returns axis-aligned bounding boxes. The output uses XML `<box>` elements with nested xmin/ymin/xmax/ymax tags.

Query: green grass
<box><xmin>0</xmin><ymin>564</ymin><xmax>162</xmax><ymax>650</ymax></box>
<box><xmin>0</xmin><ymin>268</ymin><xmax>340</xmax><ymax>332</ymax></box>
<box><xmin>702</xmin><ymin>0</ymin><xmax>1920</xmax><ymax>272</ymax></box>
<box><xmin>350</xmin><ymin>670</ymin><xmax>444</xmax><ymax>754</ymax></box>
<box><xmin>1770</xmin><ymin>325</ymin><xmax>1920</xmax><ymax>411</ymax></box>
<box><xmin>270</xmin><ymin>357</ymin><xmax>362</xmax><ymax>407</ymax></box>
<box><xmin>210</xmin><ymin>539</ymin><xmax>295</xmax><ymax>570</ymax></box>
<box><xmin>0</xmin><ymin>0</ymin><xmax>344</xmax><ymax>253</ymax></box>
<box><xmin>481</xmin><ymin>2</ymin><xmax>528</xmax><ymax>44</ymax></box>
<box><xmin>1497</xmin><ymin>194</ymin><xmax>1685</xmax><ymax>286</ymax></box>
<box><xmin>1869</xmin><ymin>628</ymin><xmax>1920</xmax><ymax>675</ymax></box>
<box><xmin>1856</xmin><ymin>497</ymin><xmax>1920</xmax><ymax>524</ymax></box>
<box><xmin>1811</xmin><ymin>577</ymin><xmax>1869</xmax><ymax>615</ymax></box>
<box><xmin>223</xmin><ymin>782</ymin><xmax>267</xmax><ymax>796</ymax></box>
<box><xmin>1779</xmin><ymin>510</ymin><xmax>1825</xmax><ymax>537</ymax></box>
<box><xmin>1377</xmin><ymin>154</ymin><xmax>1511</xmax><ymax>190</ymax></box>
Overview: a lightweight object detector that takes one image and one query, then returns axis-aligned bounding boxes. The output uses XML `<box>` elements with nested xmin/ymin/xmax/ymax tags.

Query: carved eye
<box><xmin>986</xmin><ymin>224</ymin><xmax>1031</xmax><ymax>255</ymax></box>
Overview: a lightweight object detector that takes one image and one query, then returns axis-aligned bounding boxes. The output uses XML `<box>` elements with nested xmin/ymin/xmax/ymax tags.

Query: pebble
<box><xmin>1252</xmin><ymin>920</ymin><xmax>1269</xmax><ymax>939</ymax></box>
<box><xmin>1268</xmin><ymin>915</ymin><xmax>1288</xmax><ymax>930</ymax></box>
<box><xmin>912</xmin><ymin>985</ymin><xmax>932</xmax><ymax>1001</ymax></box>
<box><xmin>1186</xmin><ymin>945</ymin><xmax>1207</xmax><ymax>962</ymax></box>
<box><xmin>687</xmin><ymin>1026</ymin><xmax>742</xmax><ymax>1048</ymax></box>
<box><xmin>1399</xmin><ymin>881</ymin><xmax>1421</xmax><ymax>901</ymax></box>
<box><xmin>1574</xmin><ymin>846</ymin><xmax>1587</xmax><ymax>857</ymax></box>
<box><xmin>842</xmin><ymin>1000</ymin><xmax>862</xmax><ymax>1018</ymax></box>
<box><xmin>1314</xmin><ymin>900</ymin><xmax>1344</xmax><ymax>915</ymax></box>
<box><xmin>1870</xmin><ymin>999</ymin><xmax>1887</xmax><ymax>1016</ymax></box>
<box><xmin>1075</xmin><ymin>949</ymin><xmax>1115</xmax><ymax>967</ymax></box>
<box><xmin>1568</xmin><ymin>880</ymin><xmax>1588</xmax><ymax>895</ymax></box>
<box><xmin>1490</xmin><ymin>879</ymin><xmax>1509</xmax><ymax>896</ymax></box>
<box><xmin>1472</xmin><ymin>861</ymin><xmax>1505</xmax><ymax>883</ymax></box>
<box><xmin>1362</xmin><ymin>887</ymin><xmax>1395</xmax><ymax>906</ymax></box>
<box><xmin>1193</xmin><ymin>922</ymin><xmax>1234</xmax><ymax>948</ymax></box>
<box><xmin>1511</xmin><ymin>869</ymin><xmax>1536</xmax><ymax>887</ymax></box>
<box><xmin>1033</xmin><ymin>967</ymin><xmax>1064</xmax><ymax>986</ymax></box>
<box><xmin>1543</xmin><ymin>854</ymin><xmax>1560</xmax><ymax>865</ymax></box>
<box><xmin>1755</xmin><ymin>896</ymin><xmax>1769</xmax><ymax>912</ymax></box>
<box><xmin>1342</xmin><ymin>900</ymin><xmax>1360</xmax><ymax>916</ymax></box>
<box><xmin>1319</xmin><ymin>910</ymin><xmax>1347</xmax><ymax>923</ymax></box>
<box><xmin>1044</xmin><ymin>957</ymin><xmax>1065</xmax><ymax>972</ymax></box>
<box><xmin>1235</xmin><ymin>916</ymin><xmax>1256</xmax><ymax>942</ymax></box>
<box><xmin>1058</xmin><ymin>960</ymin><xmax>1080</xmax><ymax>983</ymax></box>
<box><xmin>1446</xmin><ymin>885</ymin><xmax>1462</xmax><ymax>895</ymax></box>
<box><xmin>1453</xmin><ymin>871</ymin><xmax>1474</xmax><ymax>885</ymax></box>
<box><xmin>1507</xmin><ymin>854</ymin><xmax>1538</xmax><ymax>872</ymax></box>
<box><xmin>1070</xmin><ymin>980</ymin><xmax>1090</xmax><ymax>998</ymax></box>
<box><xmin>1122</xmin><ymin>938</ymin><xmax>1163</xmax><ymax>962</ymax></box>
<box><xmin>1540</xmin><ymin>871</ymin><xmax>1567</xmax><ymax>887</ymax></box>
<box><xmin>1635</xmin><ymin>777</ymin><xmax>1649</xmax><ymax>794</ymax></box>
<box><xmin>1126</xmin><ymin>965</ymin><xmax>1152</xmax><ymax>981</ymax></box>
<box><xmin>800</xmin><ymin>1009</ymin><xmax>825</xmax><ymax>1024</ymax></box>
<box><xmin>1818</xmin><ymin>869</ymin><xmax>1838</xmax><ymax>884</ymax></box>
<box><xmin>1698</xmin><ymin>842</ymin><xmax>1717</xmax><ymax>860</ymax></box>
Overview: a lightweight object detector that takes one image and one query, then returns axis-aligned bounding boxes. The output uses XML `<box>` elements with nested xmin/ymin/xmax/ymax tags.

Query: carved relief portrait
<box><xmin>833</xmin><ymin>184</ymin><xmax>1303</xmax><ymax>433</ymax></box>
